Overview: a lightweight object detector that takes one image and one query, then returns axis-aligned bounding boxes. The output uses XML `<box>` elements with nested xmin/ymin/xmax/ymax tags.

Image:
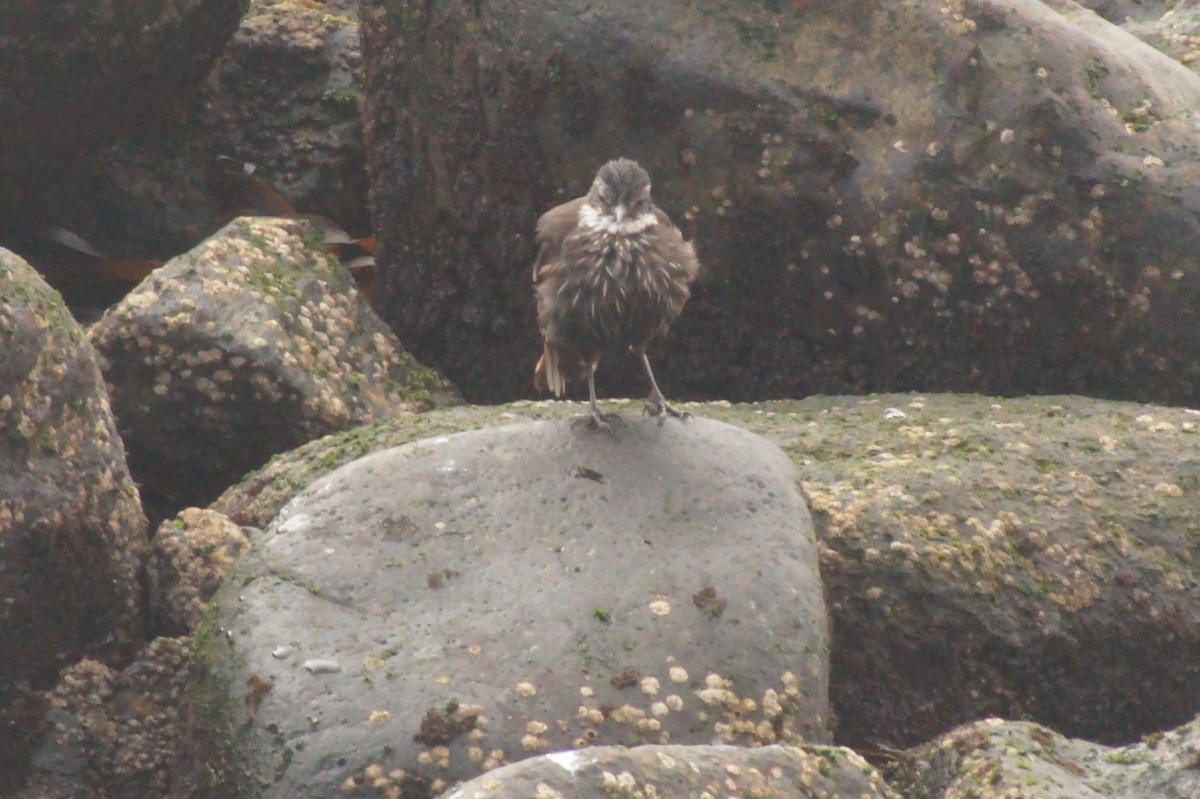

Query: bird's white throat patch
<box><xmin>579</xmin><ymin>202</ymin><xmax>657</xmax><ymax>235</ymax></box>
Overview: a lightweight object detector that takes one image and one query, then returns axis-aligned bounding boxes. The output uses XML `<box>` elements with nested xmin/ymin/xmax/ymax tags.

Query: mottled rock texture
<box><xmin>0</xmin><ymin>249</ymin><xmax>147</xmax><ymax>790</ymax></box>
<box><xmin>1126</xmin><ymin>5</ymin><xmax>1200</xmax><ymax>71</ymax></box>
<box><xmin>16</xmin><ymin>393</ymin><xmax>1200</xmax><ymax>797</ymax></box>
<box><xmin>16</xmin><ymin>507</ymin><xmax>248</xmax><ymax>799</ymax></box>
<box><xmin>363</xmin><ymin>0</ymin><xmax>1200</xmax><ymax>407</ymax></box>
<box><xmin>187</xmin><ymin>417</ymin><xmax>827</xmax><ymax>798</ymax></box>
<box><xmin>208</xmin><ymin>0</ymin><xmax>368</xmax><ymax>236</ymax></box>
<box><xmin>89</xmin><ymin>216</ymin><xmax>454</xmax><ymax>525</ymax></box>
<box><xmin>798</xmin><ymin>394</ymin><xmax>1200</xmax><ymax>749</ymax></box>
<box><xmin>146</xmin><ymin>508</ymin><xmax>251</xmax><ymax>638</ymax></box>
<box><xmin>1079</xmin><ymin>0</ymin><xmax>1172</xmax><ymax>24</ymax></box>
<box><xmin>442</xmin><ymin>744</ymin><xmax>899</xmax><ymax>799</ymax></box>
<box><xmin>18</xmin><ymin>638</ymin><xmax>192</xmax><ymax>799</ymax></box>
<box><xmin>890</xmin><ymin>716</ymin><xmax>1200</xmax><ymax>799</ymax></box>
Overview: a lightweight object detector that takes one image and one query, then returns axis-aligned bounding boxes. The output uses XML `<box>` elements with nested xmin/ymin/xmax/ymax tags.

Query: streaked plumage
<box><xmin>533</xmin><ymin>158</ymin><xmax>699</xmax><ymax>428</ymax></box>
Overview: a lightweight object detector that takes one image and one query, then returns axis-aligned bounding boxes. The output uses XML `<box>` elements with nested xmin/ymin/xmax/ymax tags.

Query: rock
<box><xmin>4</xmin><ymin>0</ymin><xmax>366</xmax><ymax>319</ymax></box>
<box><xmin>440</xmin><ymin>744</ymin><xmax>898</xmax><ymax>799</ymax></box>
<box><xmin>0</xmin><ymin>249</ymin><xmax>148</xmax><ymax>791</ymax></box>
<box><xmin>147</xmin><ymin>508</ymin><xmax>252</xmax><ymax>637</ymax></box>
<box><xmin>791</xmin><ymin>394</ymin><xmax>1200</xmax><ymax>749</ymax></box>
<box><xmin>18</xmin><ymin>638</ymin><xmax>192</xmax><ymax>799</ymax></box>
<box><xmin>64</xmin><ymin>0</ymin><xmax>369</xmax><ymax>261</ymax></box>
<box><xmin>88</xmin><ymin>216</ymin><xmax>456</xmax><ymax>525</ymax></box>
<box><xmin>0</xmin><ymin>0</ymin><xmax>247</xmax><ymax>250</ymax></box>
<box><xmin>0</xmin><ymin>0</ymin><xmax>245</xmax><ymax>167</ymax></box>
<box><xmin>363</xmin><ymin>0</ymin><xmax>1200</xmax><ymax>408</ymax></box>
<box><xmin>214</xmin><ymin>394</ymin><xmax>1200</xmax><ymax>749</ymax></box>
<box><xmin>19</xmin><ymin>507</ymin><xmax>250</xmax><ymax>796</ymax></box>
<box><xmin>207</xmin><ymin>0</ymin><xmax>369</xmax><ymax>236</ymax></box>
<box><xmin>889</xmin><ymin>716</ymin><xmax>1200</xmax><ymax>799</ymax></box>
<box><xmin>186</xmin><ymin>417</ymin><xmax>828</xmax><ymax>798</ymax></box>
<box><xmin>1125</xmin><ymin>6</ymin><xmax>1200</xmax><ymax>69</ymax></box>
<box><xmin>211</xmin><ymin>403</ymin><xmax>517</xmax><ymax>528</ymax></box>
<box><xmin>1082</xmin><ymin>0</ymin><xmax>1171</xmax><ymax>24</ymax></box>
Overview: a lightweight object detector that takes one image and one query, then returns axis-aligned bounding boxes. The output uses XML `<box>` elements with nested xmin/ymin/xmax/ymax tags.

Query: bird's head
<box><xmin>583</xmin><ymin>158</ymin><xmax>656</xmax><ymax>233</ymax></box>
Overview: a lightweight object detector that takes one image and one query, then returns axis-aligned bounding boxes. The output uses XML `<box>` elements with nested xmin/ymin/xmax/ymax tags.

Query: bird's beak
<box><xmin>613</xmin><ymin>204</ymin><xmax>626</xmax><ymax>224</ymax></box>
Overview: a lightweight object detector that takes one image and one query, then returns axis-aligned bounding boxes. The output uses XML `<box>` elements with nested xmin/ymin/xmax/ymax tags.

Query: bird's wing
<box><xmin>532</xmin><ymin>196</ymin><xmax>585</xmax><ymax>395</ymax></box>
<box><xmin>533</xmin><ymin>197</ymin><xmax>586</xmax><ymax>283</ymax></box>
<box><xmin>653</xmin><ymin>207</ymin><xmax>701</xmax><ymax>283</ymax></box>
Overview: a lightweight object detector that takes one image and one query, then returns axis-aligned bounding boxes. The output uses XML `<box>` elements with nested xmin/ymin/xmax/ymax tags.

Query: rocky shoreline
<box><xmin>6</xmin><ymin>1</ymin><xmax>1200</xmax><ymax>797</ymax></box>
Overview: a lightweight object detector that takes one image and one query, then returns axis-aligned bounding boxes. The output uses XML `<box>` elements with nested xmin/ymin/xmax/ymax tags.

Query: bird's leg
<box><xmin>574</xmin><ymin>358</ymin><xmax>619</xmax><ymax>432</ymax></box>
<box><xmin>639</xmin><ymin>350</ymin><xmax>690</xmax><ymax>421</ymax></box>
<box><xmin>587</xmin><ymin>361</ymin><xmax>607</xmax><ymax>428</ymax></box>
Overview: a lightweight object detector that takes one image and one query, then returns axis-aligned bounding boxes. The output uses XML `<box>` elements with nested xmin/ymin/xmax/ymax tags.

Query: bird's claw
<box><xmin>644</xmin><ymin>395</ymin><xmax>692</xmax><ymax>423</ymax></box>
<box><xmin>573</xmin><ymin>411</ymin><xmax>622</xmax><ymax>434</ymax></box>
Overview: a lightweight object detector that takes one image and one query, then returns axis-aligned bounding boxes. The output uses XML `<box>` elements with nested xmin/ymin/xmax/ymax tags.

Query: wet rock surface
<box><xmin>188</xmin><ymin>417</ymin><xmax>828</xmax><ymax>798</ymax></box>
<box><xmin>442</xmin><ymin>743</ymin><xmax>899</xmax><ymax>799</ymax></box>
<box><xmin>794</xmin><ymin>395</ymin><xmax>1200</xmax><ymax>749</ymax></box>
<box><xmin>0</xmin><ymin>249</ymin><xmax>148</xmax><ymax>791</ymax></box>
<box><xmin>1079</xmin><ymin>0</ymin><xmax>1172</xmax><ymax>24</ymax></box>
<box><xmin>7</xmin><ymin>388</ymin><xmax>1200</xmax><ymax>797</ymax></box>
<box><xmin>1126</xmin><ymin>6</ymin><xmax>1200</xmax><ymax>65</ymax></box>
<box><xmin>13</xmin><ymin>8</ymin><xmax>1200</xmax><ymax>795</ymax></box>
<box><xmin>88</xmin><ymin>216</ymin><xmax>454</xmax><ymax>524</ymax></box>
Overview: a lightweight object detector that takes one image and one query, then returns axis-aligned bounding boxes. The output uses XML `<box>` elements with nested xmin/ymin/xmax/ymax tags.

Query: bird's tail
<box><xmin>534</xmin><ymin>341</ymin><xmax>566</xmax><ymax>396</ymax></box>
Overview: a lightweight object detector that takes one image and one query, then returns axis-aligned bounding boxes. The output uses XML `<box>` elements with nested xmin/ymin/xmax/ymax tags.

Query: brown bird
<box><xmin>533</xmin><ymin>158</ymin><xmax>699</xmax><ymax>428</ymax></box>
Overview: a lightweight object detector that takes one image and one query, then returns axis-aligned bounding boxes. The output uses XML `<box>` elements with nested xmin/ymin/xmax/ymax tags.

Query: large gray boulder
<box><xmin>186</xmin><ymin>417</ymin><xmax>827</xmax><ymax>798</ymax></box>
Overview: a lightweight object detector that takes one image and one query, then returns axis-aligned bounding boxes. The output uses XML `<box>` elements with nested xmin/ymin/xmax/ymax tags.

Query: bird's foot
<box><xmin>644</xmin><ymin>393</ymin><xmax>692</xmax><ymax>423</ymax></box>
<box><xmin>572</xmin><ymin>410</ymin><xmax>623</xmax><ymax>434</ymax></box>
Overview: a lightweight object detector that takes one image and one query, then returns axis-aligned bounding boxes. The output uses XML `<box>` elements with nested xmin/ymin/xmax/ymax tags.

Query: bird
<box><xmin>533</xmin><ymin>158</ymin><xmax>699</xmax><ymax>429</ymax></box>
